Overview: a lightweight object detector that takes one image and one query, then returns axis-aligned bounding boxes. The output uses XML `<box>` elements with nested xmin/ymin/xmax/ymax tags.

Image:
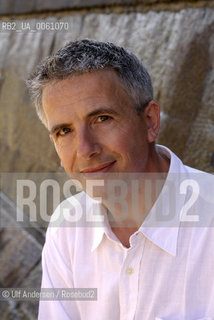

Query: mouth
<box><xmin>80</xmin><ymin>161</ymin><xmax>116</xmax><ymax>174</ymax></box>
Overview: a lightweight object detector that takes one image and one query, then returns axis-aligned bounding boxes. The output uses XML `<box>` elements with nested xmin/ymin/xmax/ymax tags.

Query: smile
<box><xmin>80</xmin><ymin>161</ymin><xmax>116</xmax><ymax>173</ymax></box>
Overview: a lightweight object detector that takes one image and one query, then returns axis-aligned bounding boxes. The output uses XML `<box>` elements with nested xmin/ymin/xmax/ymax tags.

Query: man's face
<box><xmin>42</xmin><ymin>69</ymin><xmax>155</xmax><ymax>178</ymax></box>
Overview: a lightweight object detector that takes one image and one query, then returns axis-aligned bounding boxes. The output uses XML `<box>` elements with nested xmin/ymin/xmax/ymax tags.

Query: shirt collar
<box><xmin>91</xmin><ymin>145</ymin><xmax>187</xmax><ymax>256</ymax></box>
<box><xmin>90</xmin><ymin>200</ymin><xmax>109</xmax><ymax>252</ymax></box>
<box><xmin>90</xmin><ymin>200</ymin><xmax>122</xmax><ymax>252</ymax></box>
<box><xmin>139</xmin><ymin>145</ymin><xmax>187</xmax><ymax>256</ymax></box>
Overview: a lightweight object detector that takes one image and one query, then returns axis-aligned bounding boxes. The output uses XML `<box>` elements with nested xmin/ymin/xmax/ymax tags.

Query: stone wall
<box><xmin>0</xmin><ymin>0</ymin><xmax>214</xmax><ymax>318</ymax></box>
<box><xmin>0</xmin><ymin>0</ymin><xmax>211</xmax><ymax>15</ymax></box>
<box><xmin>0</xmin><ymin>192</ymin><xmax>44</xmax><ymax>319</ymax></box>
<box><xmin>1</xmin><ymin>2</ymin><xmax>214</xmax><ymax>174</ymax></box>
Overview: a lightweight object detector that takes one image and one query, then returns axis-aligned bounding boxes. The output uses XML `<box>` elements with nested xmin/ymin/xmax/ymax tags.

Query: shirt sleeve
<box><xmin>38</xmin><ymin>226</ymin><xmax>80</xmax><ymax>320</ymax></box>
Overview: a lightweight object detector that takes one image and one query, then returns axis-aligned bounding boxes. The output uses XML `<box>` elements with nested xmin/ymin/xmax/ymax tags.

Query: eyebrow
<box><xmin>49</xmin><ymin>107</ymin><xmax>119</xmax><ymax>135</ymax></box>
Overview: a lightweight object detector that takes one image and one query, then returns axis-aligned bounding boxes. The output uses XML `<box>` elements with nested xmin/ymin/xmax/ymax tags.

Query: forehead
<box><xmin>42</xmin><ymin>69</ymin><xmax>128</xmax><ymax>105</ymax></box>
<box><xmin>42</xmin><ymin>69</ymin><xmax>135</xmax><ymax>128</ymax></box>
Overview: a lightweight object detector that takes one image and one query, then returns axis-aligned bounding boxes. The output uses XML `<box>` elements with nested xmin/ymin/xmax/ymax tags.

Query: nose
<box><xmin>76</xmin><ymin>125</ymin><xmax>102</xmax><ymax>159</ymax></box>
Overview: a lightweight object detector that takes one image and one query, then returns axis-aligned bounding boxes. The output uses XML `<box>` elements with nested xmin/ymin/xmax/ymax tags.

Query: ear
<box><xmin>143</xmin><ymin>101</ymin><xmax>160</xmax><ymax>143</ymax></box>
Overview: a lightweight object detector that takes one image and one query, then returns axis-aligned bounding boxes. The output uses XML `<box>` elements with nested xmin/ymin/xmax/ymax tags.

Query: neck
<box><xmin>104</xmin><ymin>144</ymin><xmax>170</xmax><ymax>246</ymax></box>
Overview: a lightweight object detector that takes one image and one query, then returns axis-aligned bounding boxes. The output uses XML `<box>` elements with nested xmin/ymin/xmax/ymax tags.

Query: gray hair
<box><xmin>27</xmin><ymin>39</ymin><xmax>153</xmax><ymax>125</ymax></box>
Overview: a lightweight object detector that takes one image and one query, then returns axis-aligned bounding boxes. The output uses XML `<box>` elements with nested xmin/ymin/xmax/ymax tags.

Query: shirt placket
<box><xmin>119</xmin><ymin>234</ymin><xmax>145</xmax><ymax>320</ymax></box>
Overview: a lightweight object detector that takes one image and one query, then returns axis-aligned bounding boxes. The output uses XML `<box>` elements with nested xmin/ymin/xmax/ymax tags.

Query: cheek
<box><xmin>103</xmin><ymin>134</ymin><xmax>129</xmax><ymax>156</ymax></box>
<box><xmin>55</xmin><ymin>144</ymin><xmax>76</xmax><ymax>171</ymax></box>
<box><xmin>115</xmin><ymin>129</ymin><xmax>148</xmax><ymax>160</ymax></box>
<box><xmin>109</xmin><ymin>125</ymin><xmax>140</xmax><ymax>151</ymax></box>
<box><xmin>105</xmin><ymin>124</ymin><xmax>132</xmax><ymax>147</ymax></box>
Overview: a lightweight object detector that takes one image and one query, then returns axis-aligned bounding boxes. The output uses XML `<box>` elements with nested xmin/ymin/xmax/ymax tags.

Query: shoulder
<box><xmin>177</xmin><ymin>165</ymin><xmax>214</xmax><ymax>234</ymax></box>
<box><xmin>183</xmin><ymin>165</ymin><xmax>214</xmax><ymax>203</ymax></box>
<box><xmin>44</xmin><ymin>191</ymin><xmax>86</xmax><ymax>243</ymax></box>
<box><xmin>44</xmin><ymin>191</ymin><xmax>101</xmax><ymax>251</ymax></box>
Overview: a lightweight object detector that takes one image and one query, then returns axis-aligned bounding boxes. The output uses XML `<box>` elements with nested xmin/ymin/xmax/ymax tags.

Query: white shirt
<box><xmin>39</xmin><ymin>145</ymin><xmax>214</xmax><ymax>320</ymax></box>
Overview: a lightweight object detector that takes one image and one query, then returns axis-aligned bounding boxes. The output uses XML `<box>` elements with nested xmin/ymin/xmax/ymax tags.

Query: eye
<box><xmin>57</xmin><ymin>127</ymin><xmax>71</xmax><ymax>136</ymax></box>
<box><xmin>96</xmin><ymin>115</ymin><xmax>111</xmax><ymax>123</ymax></box>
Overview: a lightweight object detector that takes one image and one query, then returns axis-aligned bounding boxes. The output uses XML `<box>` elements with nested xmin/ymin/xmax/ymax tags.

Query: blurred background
<box><xmin>0</xmin><ymin>0</ymin><xmax>214</xmax><ymax>318</ymax></box>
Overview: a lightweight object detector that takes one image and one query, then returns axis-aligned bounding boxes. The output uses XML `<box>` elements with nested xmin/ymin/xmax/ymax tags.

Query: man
<box><xmin>28</xmin><ymin>39</ymin><xmax>214</xmax><ymax>320</ymax></box>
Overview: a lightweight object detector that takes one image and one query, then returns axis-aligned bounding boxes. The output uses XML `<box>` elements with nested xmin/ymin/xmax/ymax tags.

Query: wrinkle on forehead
<box><xmin>42</xmin><ymin>69</ymin><xmax>131</xmax><ymax>107</ymax></box>
<box><xmin>42</xmin><ymin>69</ymin><xmax>136</xmax><ymax>131</ymax></box>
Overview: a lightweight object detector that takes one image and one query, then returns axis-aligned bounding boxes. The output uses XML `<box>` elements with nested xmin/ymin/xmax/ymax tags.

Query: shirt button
<box><xmin>126</xmin><ymin>267</ymin><xmax>134</xmax><ymax>275</ymax></box>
